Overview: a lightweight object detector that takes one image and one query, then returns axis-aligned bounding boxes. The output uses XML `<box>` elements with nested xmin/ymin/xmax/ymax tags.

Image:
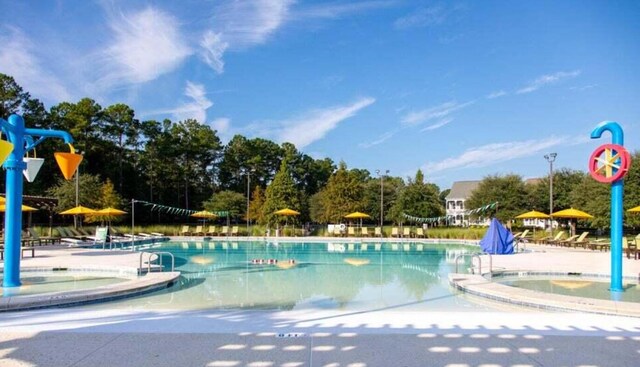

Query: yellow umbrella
<box><xmin>627</xmin><ymin>206</ymin><xmax>640</xmax><ymax>213</ymax></box>
<box><xmin>551</xmin><ymin>208</ymin><xmax>594</xmax><ymax>219</ymax></box>
<box><xmin>274</xmin><ymin>208</ymin><xmax>300</xmax><ymax>216</ymax></box>
<box><xmin>59</xmin><ymin>205</ymin><xmax>97</xmax><ymax>215</ymax></box>
<box><xmin>0</xmin><ymin>196</ymin><xmax>5</xmax><ymax>203</ymax></box>
<box><xmin>274</xmin><ymin>208</ymin><xmax>300</xmax><ymax>236</ymax></box>
<box><xmin>191</xmin><ymin>210</ymin><xmax>217</xmax><ymax>219</ymax></box>
<box><xmin>344</xmin><ymin>211</ymin><xmax>371</xmax><ymax>219</ymax></box>
<box><xmin>94</xmin><ymin>207</ymin><xmax>127</xmax><ymax>216</ymax></box>
<box><xmin>515</xmin><ymin>210</ymin><xmax>550</xmax><ymax>219</ymax></box>
<box><xmin>551</xmin><ymin>208</ymin><xmax>593</xmax><ymax>236</ymax></box>
<box><xmin>0</xmin><ymin>204</ymin><xmax>38</xmax><ymax>212</ymax></box>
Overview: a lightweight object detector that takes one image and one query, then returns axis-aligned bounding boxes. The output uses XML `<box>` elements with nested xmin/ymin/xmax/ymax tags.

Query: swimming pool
<box><xmin>0</xmin><ymin>272</ymin><xmax>129</xmax><ymax>297</ymax></box>
<box><xmin>96</xmin><ymin>240</ymin><xmax>491</xmax><ymax>312</ymax></box>
<box><xmin>499</xmin><ymin>276</ymin><xmax>640</xmax><ymax>302</ymax></box>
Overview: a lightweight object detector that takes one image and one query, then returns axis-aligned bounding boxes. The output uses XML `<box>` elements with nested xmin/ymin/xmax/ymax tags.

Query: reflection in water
<box><xmin>103</xmin><ymin>241</ymin><xmax>477</xmax><ymax>311</ymax></box>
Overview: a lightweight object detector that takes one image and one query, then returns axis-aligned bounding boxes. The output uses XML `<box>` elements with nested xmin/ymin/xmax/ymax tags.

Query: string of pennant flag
<box><xmin>465</xmin><ymin>202</ymin><xmax>498</xmax><ymax>215</ymax></box>
<box><xmin>134</xmin><ymin>200</ymin><xmax>229</xmax><ymax>217</ymax></box>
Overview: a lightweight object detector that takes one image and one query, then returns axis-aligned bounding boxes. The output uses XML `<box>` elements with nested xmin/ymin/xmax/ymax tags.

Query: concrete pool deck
<box><xmin>1</xmin><ymin>240</ymin><xmax>640</xmax><ymax>366</ymax></box>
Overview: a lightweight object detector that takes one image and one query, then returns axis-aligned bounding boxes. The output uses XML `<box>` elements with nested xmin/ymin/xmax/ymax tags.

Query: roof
<box><xmin>446</xmin><ymin>181</ymin><xmax>480</xmax><ymax>200</ymax></box>
<box><xmin>525</xmin><ymin>178</ymin><xmax>542</xmax><ymax>185</ymax></box>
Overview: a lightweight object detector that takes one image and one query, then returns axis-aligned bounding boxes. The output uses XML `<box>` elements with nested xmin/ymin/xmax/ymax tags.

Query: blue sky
<box><xmin>1</xmin><ymin>1</ymin><xmax>639</xmax><ymax>190</ymax></box>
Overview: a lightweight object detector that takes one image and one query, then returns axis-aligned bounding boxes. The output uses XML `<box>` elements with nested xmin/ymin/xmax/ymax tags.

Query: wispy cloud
<box><xmin>570</xmin><ymin>84</ymin><xmax>597</xmax><ymax>92</ymax></box>
<box><xmin>98</xmin><ymin>7</ymin><xmax>191</xmax><ymax>88</ymax></box>
<box><xmin>359</xmin><ymin>129</ymin><xmax>398</xmax><ymax>148</ymax></box>
<box><xmin>486</xmin><ymin>90</ymin><xmax>507</xmax><ymax>99</ymax></box>
<box><xmin>401</xmin><ymin>101</ymin><xmax>473</xmax><ymax>126</ymax></box>
<box><xmin>0</xmin><ymin>27</ymin><xmax>71</xmax><ymax>102</ymax></box>
<box><xmin>394</xmin><ymin>5</ymin><xmax>465</xmax><ymax>29</ymax></box>
<box><xmin>200</xmin><ymin>31</ymin><xmax>228</xmax><ymax>74</ymax></box>
<box><xmin>296</xmin><ymin>1</ymin><xmax>396</xmax><ymax>19</ymax></box>
<box><xmin>247</xmin><ymin>97</ymin><xmax>375</xmax><ymax>149</ymax></box>
<box><xmin>149</xmin><ymin>81</ymin><xmax>213</xmax><ymax>123</ymax></box>
<box><xmin>516</xmin><ymin>70</ymin><xmax>581</xmax><ymax>94</ymax></box>
<box><xmin>423</xmin><ymin>136</ymin><xmax>570</xmax><ymax>173</ymax></box>
<box><xmin>209</xmin><ymin>117</ymin><xmax>232</xmax><ymax>142</ymax></box>
<box><xmin>421</xmin><ymin>117</ymin><xmax>453</xmax><ymax>131</ymax></box>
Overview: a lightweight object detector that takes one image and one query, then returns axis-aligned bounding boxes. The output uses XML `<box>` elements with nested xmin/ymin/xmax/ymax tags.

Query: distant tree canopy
<box><xmin>2</xmin><ymin>73</ymin><xmax>639</xmax><ymax>230</ymax></box>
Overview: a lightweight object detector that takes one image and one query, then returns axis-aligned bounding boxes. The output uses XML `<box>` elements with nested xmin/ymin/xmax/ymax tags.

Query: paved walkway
<box><xmin>1</xmin><ymin>241</ymin><xmax>640</xmax><ymax>366</ymax></box>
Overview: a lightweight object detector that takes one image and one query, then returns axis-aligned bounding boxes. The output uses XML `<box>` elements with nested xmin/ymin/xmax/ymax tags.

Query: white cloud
<box><xmin>359</xmin><ymin>129</ymin><xmax>398</xmax><ymax>148</ymax></box>
<box><xmin>200</xmin><ymin>31</ymin><xmax>228</xmax><ymax>74</ymax></box>
<box><xmin>209</xmin><ymin>117</ymin><xmax>232</xmax><ymax>142</ymax></box>
<box><xmin>0</xmin><ymin>27</ymin><xmax>71</xmax><ymax>102</ymax></box>
<box><xmin>423</xmin><ymin>136</ymin><xmax>569</xmax><ymax>173</ymax></box>
<box><xmin>401</xmin><ymin>101</ymin><xmax>473</xmax><ymax>126</ymax></box>
<box><xmin>296</xmin><ymin>1</ymin><xmax>396</xmax><ymax>19</ymax></box>
<box><xmin>421</xmin><ymin>117</ymin><xmax>453</xmax><ymax>131</ymax></box>
<box><xmin>486</xmin><ymin>90</ymin><xmax>507</xmax><ymax>99</ymax></box>
<box><xmin>516</xmin><ymin>70</ymin><xmax>581</xmax><ymax>94</ymax></box>
<box><xmin>99</xmin><ymin>7</ymin><xmax>191</xmax><ymax>87</ymax></box>
<box><xmin>247</xmin><ymin>97</ymin><xmax>375</xmax><ymax>149</ymax></box>
<box><xmin>394</xmin><ymin>5</ymin><xmax>466</xmax><ymax>29</ymax></box>
<box><xmin>150</xmin><ymin>81</ymin><xmax>213</xmax><ymax>123</ymax></box>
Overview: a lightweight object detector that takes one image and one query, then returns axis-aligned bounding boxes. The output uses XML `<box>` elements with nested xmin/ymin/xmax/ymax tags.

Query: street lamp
<box><xmin>544</xmin><ymin>153</ymin><xmax>557</xmax><ymax>231</ymax></box>
<box><xmin>376</xmin><ymin>169</ymin><xmax>389</xmax><ymax>228</ymax></box>
<box><xmin>243</xmin><ymin>168</ymin><xmax>254</xmax><ymax>236</ymax></box>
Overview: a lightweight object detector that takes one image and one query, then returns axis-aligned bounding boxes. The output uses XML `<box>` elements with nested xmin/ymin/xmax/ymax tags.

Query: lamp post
<box><xmin>246</xmin><ymin>170</ymin><xmax>251</xmax><ymax>236</ymax></box>
<box><xmin>376</xmin><ymin>169</ymin><xmax>389</xmax><ymax>228</ymax></box>
<box><xmin>544</xmin><ymin>153</ymin><xmax>557</xmax><ymax>232</ymax></box>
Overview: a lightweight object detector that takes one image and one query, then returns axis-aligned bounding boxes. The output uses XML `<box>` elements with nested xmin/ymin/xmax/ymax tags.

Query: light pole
<box><xmin>246</xmin><ymin>171</ymin><xmax>251</xmax><ymax>236</ymax></box>
<box><xmin>544</xmin><ymin>153</ymin><xmax>557</xmax><ymax>232</ymax></box>
<box><xmin>74</xmin><ymin>151</ymin><xmax>83</xmax><ymax>228</ymax></box>
<box><xmin>376</xmin><ymin>169</ymin><xmax>389</xmax><ymax>228</ymax></box>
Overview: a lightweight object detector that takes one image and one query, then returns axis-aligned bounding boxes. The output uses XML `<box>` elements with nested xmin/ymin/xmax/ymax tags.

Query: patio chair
<box><xmin>375</xmin><ymin>227</ymin><xmax>383</xmax><ymax>237</ymax></box>
<box><xmin>567</xmin><ymin>232</ymin><xmax>589</xmax><ymax>248</ymax></box>
<box><xmin>193</xmin><ymin>225</ymin><xmax>205</xmax><ymax>236</ymax></box>
<box><xmin>391</xmin><ymin>227</ymin><xmax>400</xmax><ymax>238</ymax></box>
<box><xmin>347</xmin><ymin>227</ymin><xmax>356</xmax><ymax>237</ymax></box>
<box><xmin>0</xmin><ymin>244</ymin><xmax>35</xmax><ymax>260</ymax></box>
<box><xmin>231</xmin><ymin>226</ymin><xmax>239</xmax><ymax>236</ymax></box>
<box><xmin>554</xmin><ymin>234</ymin><xmax>579</xmax><ymax>247</ymax></box>
<box><xmin>543</xmin><ymin>231</ymin><xmax>565</xmax><ymax>245</ymax></box>
<box><xmin>415</xmin><ymin>228</ymin><xmax>425</xmax><ymax>238</ymax></box>
<box><xmin>403</xmin><ymin>227</ymin><xmax>412</xmax><ymax>238</ymax></box>
<box><xmin>205</xmin><ymin>225</ymin><xmax>217</xmax><ymax>236</ymax></box>
<box><xmin>219</xmin><ymin>226</ymin><xmax>229</xmax><ymax>236</ymax></box>
<box><xmin>27</xmin><ymin>228</ymin><xmax>61</xmax><ymax>245</ymax></box>
<box><xmin>361</xmin><ymin>227</ymin><xmax>370</xmax><ymax>237</ymax></box>
<box><xmin>180</xmin><ymin>225</ymin><xmax>192</xmax><ymax>236</ymax></box>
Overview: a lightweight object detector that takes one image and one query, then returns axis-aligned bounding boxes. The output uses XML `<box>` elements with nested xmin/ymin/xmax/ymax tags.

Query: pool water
<box><xmin>98</xmin><ymin>240</ymin><xmax>487</xmax><ymax>311</ymax></box>
<box><xmin>0</xmin><ymin>273</ymin><xmax>128</xmax><ymax>297</ymax></box>
<box><xmin>500</xmin><ymin>277</ymin><xmax>640</xmax><ymax>302</ymax></box>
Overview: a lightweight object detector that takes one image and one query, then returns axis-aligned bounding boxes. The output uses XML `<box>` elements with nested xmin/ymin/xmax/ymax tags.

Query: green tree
<box><xmin>466</xmin><ymin>174</ymin><xmax>528</xmax><ymax>223</ymax></box>
<box><xmin>0</xmin><ymin>73</ymin><xmax>27</xmax><ymax>119</ymax></box>
<box><xmin>47</xmin><ymin>174</ymin><xmax>103</xmax><ymax>212</ymax></box>
<box><xmin>101</xmin><ymin>103</ymin><xmax>138</xmax><ymax>194</ymax></box>
<box><xmin>204</xmin><ymin>190</ymin><xmax>246</xmax><ymax>220</ymax></box>
<box><xmin>625</xmin><ymin>151</ymin><xmax>640</xmax><ymax>228</ymax></box>
<box><xmin>261</xmin><ymin>160</ymin><xmax>303</xmax><ymax>226</ymax></box>
<box><xmin>313</xmin><ymin>162</ymin><xmax>365</xmax><ymax>223</ymax></box>
<box><xmin>391</xmin><ymin>170</ymin><xmax>443</xmax><ymax>224</ymax></box>
<box><xmin>569</xmin><ymin>175</ymin><xmax>609</xmax><ymax>229</ymax></box>
<box><xmin>528</xmin><ymin>168</ymin><xmax>586</xmax><ymax>212</ymax></box>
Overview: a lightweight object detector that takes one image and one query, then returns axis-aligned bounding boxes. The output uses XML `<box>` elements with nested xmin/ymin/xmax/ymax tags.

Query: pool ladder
<box><xmin>454</xmin><ymin>253</ymin><xmax>492</xmax><ymax>279</ymax></box>
<box><xmin>139</xmin><ymin>251</ymin><xmax>175</xmax><ymax>275</ymax></box>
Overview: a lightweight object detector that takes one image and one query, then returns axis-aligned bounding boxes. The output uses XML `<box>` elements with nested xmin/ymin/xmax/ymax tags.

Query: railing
<box><xmin>139</xmin><ymin>251</ymin><xmax>175</xmax><ymax>275</ymax></box>
<box><xmin>454</xmin><ymin>252</ymin><xmax>492</xmax><ymax>278</ymax></box>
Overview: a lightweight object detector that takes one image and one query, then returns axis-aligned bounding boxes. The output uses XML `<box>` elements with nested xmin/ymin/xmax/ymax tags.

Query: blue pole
<box><xmin>3</xmin><ymin>115</ymin><xmax>26</xmax><ymax>287</ymax></box>
<box><xmin>590</xmin><ymin>121</ymin><xmax>624</xmax><ymax>292</ymax></box>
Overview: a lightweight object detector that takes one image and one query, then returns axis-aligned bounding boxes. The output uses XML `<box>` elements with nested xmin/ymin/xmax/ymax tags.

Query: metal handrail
<box><xmin>138</xmin><ymin>251</ymin><xmax>175</xmax><ymax>275</ymax></box>
<box><xmin>454</xmin><ymin>252</ymin><xmax>492</xmax><ymax>278</ymax></box>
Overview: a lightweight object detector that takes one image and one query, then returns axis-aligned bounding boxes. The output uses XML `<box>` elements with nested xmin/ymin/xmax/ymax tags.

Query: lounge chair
<box><xmin>361</xmin><ymin>227</ymin><xmax>370</xmax><ymax>237</ymax></box>
<box><xmin>375</xmin><ymin>227</ymin><xmax>383</xmax><ymax>237</ymax></box>
<box><xmin>543</xmin><ymin>231</ymin><xmax>565</xmax><ymax>245</ymax></box>
<box><xmin>27</xmin><ymin>228</ymin><xmax>61</xmax><ymax>245</ymax></box>
<box><xmin>0</xmin><ymin>244</ymin><xmax>35</xmax><ymax>260</ymax></box>
<box><xmin>567</xmin><ymin>232</ymin><xmax>589</xmax><ymax>248</ymax></box>
<box><xmin>219</xmin><ymin>226</ymin><xmax>229</xmax><ymax>236</ymax></box>
<box><xmin>554</xmin><ymin>234</ymin><xmax>579</xmax><ymax>247</ymax></box>
<box><xmin>205</xmin><ymin>225</ymin><xmax>217</xmax><ymax>236</ymax></box>
<box><xmin>193</xmin><ymin>225</ymin><xmax>205</xmax><ymax>236</ymax></box>
<box><xmin>180</xmin><ymin>225</ymin><xmax>192</xmax><ymax>236</ymax></box>
<box><xmin>56</xmin><ymin>227</ymin><xmax>91</xmax><ymax>247</ymax></box>
<box><xmin>415</xmin><ymin>228</ymin><xmax>425</xmax><ymax>238</ymax></box>
<box><xmin>391</xmin><ymin>227</ymin><xmax>400</xmax><ymax>238</ymax></box>
<box><xmin>403</xmin><ymin>227</ymin><xmax>412</xmax><ymax>238</ymax></box>
<box><xmin>231</xmin><ymin>226</ymin><xmax>239</xmax><ymax>236</ymax></box>
<box><xmin>347</xmin><ymin>227</ymin><xmax>356</xmax><ymax>237</ymax></box>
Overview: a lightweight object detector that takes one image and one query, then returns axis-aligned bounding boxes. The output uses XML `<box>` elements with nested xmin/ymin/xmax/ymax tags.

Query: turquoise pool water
<box><xmin>99</xmin><ymin>240</ymin><xmax>488</xmax><ymax>311</ymax></box>
<box><xmin>0</xmin><ymin>272</ymin><xmax>128</xmax><ymax>297</ymax></box>
<box><xmin>500</xmin><ymin>276</ymin><xmax>640</xmax><ymax>302</ymax></box>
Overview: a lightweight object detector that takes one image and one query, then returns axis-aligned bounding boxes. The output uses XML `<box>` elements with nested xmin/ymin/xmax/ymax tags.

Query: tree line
<box><xmin>1</xmin><ymin>73</ymin><xmax>637</xmax><ymax>230</ymax></box>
